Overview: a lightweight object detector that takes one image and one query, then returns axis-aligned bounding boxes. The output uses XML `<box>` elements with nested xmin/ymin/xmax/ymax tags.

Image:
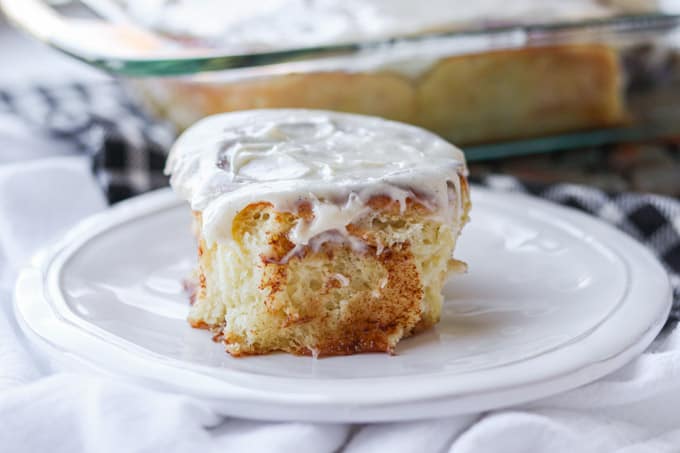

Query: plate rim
<box><xmin>14</xmin><ymin>187</ymin><xmax>673</xmax><ymax>422</ymax></box>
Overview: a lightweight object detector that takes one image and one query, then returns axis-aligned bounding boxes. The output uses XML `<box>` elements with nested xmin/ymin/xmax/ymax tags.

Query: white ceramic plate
<box><xmin>15</xmin><ymin>187</ymin><xmax>672</xmax><ymax>422</ymax></box>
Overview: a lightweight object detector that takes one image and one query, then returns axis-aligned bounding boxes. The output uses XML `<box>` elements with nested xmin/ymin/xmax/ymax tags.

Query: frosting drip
<box><xmin>165</xmin><ymin>109</ymin><xmax>467</xmax><ymax>247</ymax></box>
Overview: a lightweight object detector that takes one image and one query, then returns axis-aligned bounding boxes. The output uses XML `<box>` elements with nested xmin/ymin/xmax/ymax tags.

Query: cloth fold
<box><xmin>1</xmin><ymin>82</ymin><xmax>680</xmax><ymax>452</ymax></box>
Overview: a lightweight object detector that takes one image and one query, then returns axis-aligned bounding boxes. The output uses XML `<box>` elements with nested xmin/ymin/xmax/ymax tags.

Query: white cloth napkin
<box><xmin>2</xmin><ymin>157</ymin><xmax>680</xmax><ymax>453</ymax></box>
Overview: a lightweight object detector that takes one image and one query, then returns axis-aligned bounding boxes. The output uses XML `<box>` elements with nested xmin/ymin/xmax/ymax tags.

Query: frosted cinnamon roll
<box><xmin>166</xmin><ymin>109</ymin><xmax>470</xmax><ymax>356</ymax></box>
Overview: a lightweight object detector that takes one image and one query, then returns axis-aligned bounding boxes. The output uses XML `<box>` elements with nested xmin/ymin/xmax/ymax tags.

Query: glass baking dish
<box><xmin>5</xmin><ymin>0</ymin><xmax>680</xmax><ymax>161</ymax></box>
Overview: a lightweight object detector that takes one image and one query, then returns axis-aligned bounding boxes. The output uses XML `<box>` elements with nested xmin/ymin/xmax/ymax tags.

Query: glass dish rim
<box><xmin>3</xmin><ymin>0</ymin><xmax>680</xmax><ymax>76</ymax></box>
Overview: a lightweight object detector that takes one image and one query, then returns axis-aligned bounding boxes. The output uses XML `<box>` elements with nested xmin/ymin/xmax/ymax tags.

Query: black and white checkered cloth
<box><xmin>2</xmin><ymin>81</ymin><xmax>679</xmax><ymax>321</ymax></box>
<box><xmin>0</xmin><ymin>81</ymin><xmax>174</xmax><ymax>200</ymax></box>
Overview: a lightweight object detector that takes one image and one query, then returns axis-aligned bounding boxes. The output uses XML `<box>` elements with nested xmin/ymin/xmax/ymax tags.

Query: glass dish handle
<box><xmin>1</xmin><ymin>0</ymin><xmax>171</xmax><ymax>60</ymax></box>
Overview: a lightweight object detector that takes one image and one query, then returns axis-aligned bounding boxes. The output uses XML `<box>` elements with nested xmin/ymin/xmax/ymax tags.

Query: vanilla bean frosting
<box><xmin>165</xmin><ymin>109</ymin><xmax>467</xmax><ymax>247</ymax></box>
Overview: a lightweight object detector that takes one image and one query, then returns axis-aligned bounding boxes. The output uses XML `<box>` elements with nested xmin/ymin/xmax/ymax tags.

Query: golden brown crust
<box><xmin>416</xmin><ymin>44</ymin><xmax>626</xmax><ymax>143</ymax></box>
<box><xmin>136</xmin><ymin>44</ymin><xmax>624</xmax><ymax>145</ymax></box>
<box><xmin>146</xmin><ymin>71</ymin><xmax>415</xmax><ymax>129</ymax></box>
<box><xmin>189</xmin><ymin>319</ymin><xmax>210</xmax><ymax>329</ymax></box>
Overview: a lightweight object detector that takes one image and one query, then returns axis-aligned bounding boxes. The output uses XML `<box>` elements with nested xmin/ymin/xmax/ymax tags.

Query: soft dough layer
<box><xmin>190</xmin><ymin>180</ymin><xmax>470</xmax><ymax>357</ymax></box>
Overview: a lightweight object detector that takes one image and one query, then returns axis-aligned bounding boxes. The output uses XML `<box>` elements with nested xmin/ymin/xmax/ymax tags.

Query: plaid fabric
<box><xmin>2</xmin><ymin>81</ymin><xmax>679</xmax><ymax>321</ymax></box>
<box><xmin>0</xmin><ymin>81</ymin><xmax>174</xmax><ymax>200</ymax></box>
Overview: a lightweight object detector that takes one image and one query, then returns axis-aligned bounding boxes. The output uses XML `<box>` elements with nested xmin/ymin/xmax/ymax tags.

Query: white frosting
<box><xmin>115</xmin><ymin>0</ymin><xmax>657</xmax><ymax>52</ymax></box>
<box><xmin>109</xmin><ymin>0</ymin><xmax>658</xmax><ymax>80</ymax></box>
<box><xmin>165</xmin><ymin>109</ymin><xmax>467</xmax><ymax>249</ymax></box>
